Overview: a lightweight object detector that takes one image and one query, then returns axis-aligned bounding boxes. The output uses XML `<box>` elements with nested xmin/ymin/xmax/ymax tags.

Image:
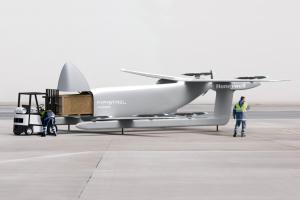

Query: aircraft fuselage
<box><xmin>91</xmin><ymin>82</ymin><xmax>209</xmax><ymax>117</ymax></box>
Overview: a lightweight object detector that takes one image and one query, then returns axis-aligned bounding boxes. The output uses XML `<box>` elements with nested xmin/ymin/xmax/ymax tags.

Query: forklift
<box><xmin>13</xmin><ymin>89</ymin><xmax>59</xmax><ymax>136</ymax></box>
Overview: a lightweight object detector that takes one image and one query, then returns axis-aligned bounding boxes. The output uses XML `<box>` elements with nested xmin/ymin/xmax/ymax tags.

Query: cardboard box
<box><xmin>58</xmin><ymin>94</ymin><xmax>93</xmax><ymax>115</ymax></box>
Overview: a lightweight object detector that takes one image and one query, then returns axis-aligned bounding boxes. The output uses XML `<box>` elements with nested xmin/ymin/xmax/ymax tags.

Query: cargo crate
<box><xmin>58</xmin><ymin>94</ymin><xmax>93</xmax><ymax>116</ymax></box>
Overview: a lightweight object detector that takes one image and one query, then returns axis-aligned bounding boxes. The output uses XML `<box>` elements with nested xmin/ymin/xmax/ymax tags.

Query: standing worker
<box><xmin>233</xmin><ymin>96</ymin><xmax>249</xmax><ymax>137</ymax></box>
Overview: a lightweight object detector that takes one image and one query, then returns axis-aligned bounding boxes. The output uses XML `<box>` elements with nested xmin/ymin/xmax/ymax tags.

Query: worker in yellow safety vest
<box><xmin>233</xmin><ymin>96</ymin><xmax>249</xmax><ymax>137</ymax></box>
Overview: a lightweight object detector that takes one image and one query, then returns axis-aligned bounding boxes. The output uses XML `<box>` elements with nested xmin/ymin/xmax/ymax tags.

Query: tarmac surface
<box><xmin>0</xmin><ymin>105</ymin><xmax>300</xmax><ymax>200</ymax></box>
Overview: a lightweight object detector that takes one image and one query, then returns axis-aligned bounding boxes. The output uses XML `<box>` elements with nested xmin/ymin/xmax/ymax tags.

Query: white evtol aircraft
<box><xmin>56</xmin><ymin>63</ymin><xmax>286</xmax><ymax>132</ymax></box>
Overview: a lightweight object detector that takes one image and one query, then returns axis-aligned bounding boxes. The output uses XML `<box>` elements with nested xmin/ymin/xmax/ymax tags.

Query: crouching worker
<box><xmin>40</xmin><ymin>108</ymin><xmax>57</xmax><ymax>137</ymax></box>
<box><xmin>233</xmin><ymin>96</ymin><xmax>249</xmax><ymax>137</ymax></box>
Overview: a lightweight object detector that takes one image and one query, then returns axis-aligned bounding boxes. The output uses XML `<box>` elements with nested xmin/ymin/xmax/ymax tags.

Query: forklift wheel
<box><xmin>25</xmin><ymin>127</ymin><xmax>33</xmax><ymax>135</ymax></box>
<box><xmin>14</xmin><ymin>131</ymin><xmax>22</xmax><ymax>135</ymax></box>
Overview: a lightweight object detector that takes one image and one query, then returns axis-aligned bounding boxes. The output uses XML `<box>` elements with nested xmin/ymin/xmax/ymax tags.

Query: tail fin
<box><xmin>211</xmin><ymin>81</ymin><xmax>260</xmax><ymax>125</ymax></box>
<box><xmin>213</xmin><ymin>88</ymin><xmax>234</xmax><ymax>125</ymax></box>
<box><xmin>57</xmin><ymin>63</ymin><xmax>90</xmax><ymax>92</ymax></box>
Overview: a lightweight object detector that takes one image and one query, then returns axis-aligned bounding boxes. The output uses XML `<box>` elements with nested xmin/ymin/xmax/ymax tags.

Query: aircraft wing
<box><xmin>121</xmin><ymin>69</ymin><xmax>288</xmax><ymax>82</ymax></box>
<box><xmin>121</xmin><ymin>69</ymin><xmax>186</xmax><ymax>81</ymax></box>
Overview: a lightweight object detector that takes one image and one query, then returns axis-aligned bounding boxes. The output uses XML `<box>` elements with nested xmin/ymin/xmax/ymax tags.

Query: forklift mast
<box><xmin>45</xmin><ymin>89</ymin><xmax>59</xmax><ymax>114</ymax></box>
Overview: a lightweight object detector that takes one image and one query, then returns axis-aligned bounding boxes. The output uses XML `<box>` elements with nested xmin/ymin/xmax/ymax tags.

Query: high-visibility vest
<box><xmin>234</xmin><ymin>102</ymin><xmax>248</xmax><ymax>112</ymax></box>
<box><xmin>40</xmin><ymin>110</ymin><xmax>46</xmax><ymax>119</ymax></box>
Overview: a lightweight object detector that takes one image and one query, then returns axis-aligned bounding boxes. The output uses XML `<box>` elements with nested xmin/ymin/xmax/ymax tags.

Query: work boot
<box><xmin>233</xmin><ymin>130</ymin><xmax>237</xmax><ymax>137</ymax></box>
<box><xmin>41</xmin><ymin>128</ymin><xmax>46</xmax><ymax>137</ymax></box>
<box><xmin>241</xmin><ymin>131</ymin><xmax>246</xmax><ymax>137</ymax></box>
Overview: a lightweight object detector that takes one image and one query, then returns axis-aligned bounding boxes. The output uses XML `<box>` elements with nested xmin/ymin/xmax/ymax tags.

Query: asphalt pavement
<box><xmin>0</xmin><ymin>105</ymin><xmax>299</xmax><ymax>200</ymax></box>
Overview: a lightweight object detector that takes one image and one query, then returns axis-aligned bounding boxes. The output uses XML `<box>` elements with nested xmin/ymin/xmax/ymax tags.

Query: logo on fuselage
<box><xmin>96</xmin><ymin>100</ymin><xmax>127</xmax><ymax>109</ymax></box>
<box><xmin>215</xmin><ymin>83</ymin><xmax>247</xmax><ymax>90</ymax></box>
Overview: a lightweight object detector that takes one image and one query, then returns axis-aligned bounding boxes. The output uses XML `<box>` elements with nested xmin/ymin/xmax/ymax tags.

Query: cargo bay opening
<box><xmin>58</xmin><ymin>92</ymin><xmax>93</xmax><ymax>116</ymax></box>
<box><xmin>40</xmin><ymin>89</ymin><xmax>95</xmax><ymax>128</ymax></box>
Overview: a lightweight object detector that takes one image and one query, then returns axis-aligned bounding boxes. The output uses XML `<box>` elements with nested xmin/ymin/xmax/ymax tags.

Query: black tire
<box><xmin>14</xmin><ymin>131</ymin><xmax>22</xmax><ymax>135</ymax></box>
<box><xmin>13</xmin><ymin>125</ymin><xmax>24</xmax><ymax>135</ymax></box>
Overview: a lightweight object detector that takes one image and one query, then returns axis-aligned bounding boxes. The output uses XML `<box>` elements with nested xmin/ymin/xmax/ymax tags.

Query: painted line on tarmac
<box><xmin>0</xmin><ymin>151</ymin><xmax>98</xmax><ymax>164</ymax></box>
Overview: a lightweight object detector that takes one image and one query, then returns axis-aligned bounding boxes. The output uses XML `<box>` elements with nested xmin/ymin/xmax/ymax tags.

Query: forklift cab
<box><xmin>13</xmin><ymin>92</ymin><xmax>46</xmax><ymax>135</ymax></box>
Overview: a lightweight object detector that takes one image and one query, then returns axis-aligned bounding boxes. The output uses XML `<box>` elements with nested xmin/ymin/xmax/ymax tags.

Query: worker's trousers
<box><xmin>234</xmin><ymin>120</ymin><xmax>246</xmax><ymax>133</ymax></box>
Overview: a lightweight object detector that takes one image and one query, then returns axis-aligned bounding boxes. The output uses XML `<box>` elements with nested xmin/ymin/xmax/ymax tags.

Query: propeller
<box><xmin>236</xmin><ymin>76</ymin><xmax>267</xmax><ymax>80</ymax></box>
<box><xmin>183</xmin><ymin>70</ymin><xmax>213</xmax><ymax>79</ymax></box>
